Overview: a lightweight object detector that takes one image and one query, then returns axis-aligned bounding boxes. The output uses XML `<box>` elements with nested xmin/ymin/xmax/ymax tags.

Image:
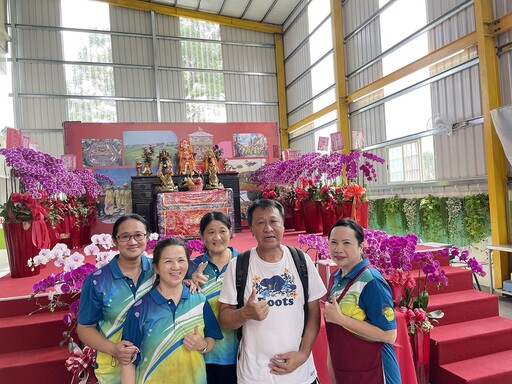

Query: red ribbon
<box><xmin>10</xmin><ymin>193</ymin><xmax>50</xmax><ymax>249</ymax></box>
<box><xmin>65</xmin><ymin>346</ymin><xmax>97</xmax><ymax>384</ymax></box>
<box><xmin>343</xmin><ymin>184</ymin><xmax>366</xmax><ymax>220</ymax></box>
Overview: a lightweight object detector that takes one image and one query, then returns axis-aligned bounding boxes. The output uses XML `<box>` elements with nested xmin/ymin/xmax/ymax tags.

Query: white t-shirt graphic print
<box><xmin>219</xmin><ymin>246</ymin><xmax>327</xmax><ymax>384</ymax></box>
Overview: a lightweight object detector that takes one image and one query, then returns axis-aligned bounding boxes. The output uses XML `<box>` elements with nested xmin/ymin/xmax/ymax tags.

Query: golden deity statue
<box><xmin>156</xmin><ymin>149</ymin><xmax>177</xmax><ymax>191</ymax></box>
<box><xmin>177</xmin><ymin>139</ymin><xmax>196</xmax><ymax>175</ymax></box>
<box><xmin>203</xmin><ymin>148</ymin><xmax>223</xmax><ymax>189</ymax></box>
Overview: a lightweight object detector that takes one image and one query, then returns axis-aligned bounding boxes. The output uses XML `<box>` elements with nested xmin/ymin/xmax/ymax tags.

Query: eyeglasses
<box><xmin>116</xmin><ymin>233</ymin><xmax>147</xmax><ymax>243</ymax></box>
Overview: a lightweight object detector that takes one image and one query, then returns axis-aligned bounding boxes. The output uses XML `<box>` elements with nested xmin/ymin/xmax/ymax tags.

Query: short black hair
<box><xmin>112</xmin><ymin>214</ymin><xmax>150</xmax><ymax>238</ymax></box>
<box><xmin>152</xmin><ymin>237</ymin><xmax>190</xmax><ymax>266</ymax></box>
<box><xmin>328</xmin><ymin>218</ymin><xmax>365</xmax><ymax>246</ymax></box>
<box><xmin>199</xmin><ymin>211</ymin><xmax>232</xmax><ymax>234</ymax></box>
<box><xmin>247</xmin><ymin>199</ymin><xmax>285</xmax><ymax>227</ymax></box>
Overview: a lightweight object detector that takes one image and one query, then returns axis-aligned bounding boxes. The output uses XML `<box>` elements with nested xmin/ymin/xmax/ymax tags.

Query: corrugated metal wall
<box><xmin>426</xmin><ymin>1</ymin><xmax>485</xmax><ymax>182</ymax></box>
<box><xmin>221</xmin><ymin>25</ymin><xmax>278</xmax><ymax>122</ymax></box>
<box><xmin>343</xmin><ymin>0</ymin><xmax>382</xmax><ymax>93</ymax></box>
<box><xmin>283</xmin><ymin>0</ymin><xmax>335</xmax><ymax>151</ymax></box>
<box><xmin>10</xmin><ymin>0</ymin><xmax>279</xmax><ymax>157</ymax></box>
<box><xmin>495</xmin><ymin>0</ymin><xmax>512</xmax><ymax>106</ymax></box>
<box><xmin>344</xmin><ymin>0</ymin><xmax>490</xmax><ymax>192</ymax></box>
<box><xmin>14</xmin><ymin>0</ymin><xmax>66</xmax><ymax>158</ymax></box>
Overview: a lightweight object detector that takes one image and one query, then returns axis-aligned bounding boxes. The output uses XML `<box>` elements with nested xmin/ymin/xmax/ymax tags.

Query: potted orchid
<box><xmin>0</xmin><ymin>147</ymin><xmax>106</xmax><ymax>277</ymax></box>
<box><xmin>250</xmin><ymin>150</ymin><xmax>384</xmax><ymax>232</ymax></box>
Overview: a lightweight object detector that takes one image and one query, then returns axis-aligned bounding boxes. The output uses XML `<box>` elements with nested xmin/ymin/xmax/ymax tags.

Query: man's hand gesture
<box><xmin>242</xmin><ymin>288</ymin><xmax>269</xmax><ymax>321</ymax></box>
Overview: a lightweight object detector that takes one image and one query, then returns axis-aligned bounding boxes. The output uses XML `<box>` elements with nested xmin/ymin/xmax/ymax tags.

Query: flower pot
<box><xmin>3</xmin><ymin>222</ymin><xmax>40</xmax><ymax>278</ymax></box>
<box><xmin>71</xmin><ymin>225</ymin><xmax>81</xmax><ymax>249</ymax></box>
<box><xmin>386</xmin><ymin>279</ymin><xmax>405</xmax><ymax>307</ymax></box>
<box><xmin>302</xmin><ymin>200</ymin><xmax>323</xmax><ymax>234</ymax></box>
<box><xmin>292</xmin><ymin>208</ymin><xmax>305</xmax><ymax>231</ymax></box>
<box><xmin>80</xmin><ymin>225</ymin><xmax>91</xmax><ymax>247</ymax></box>
<box><xmin>409</xmin><ymin>329</ymin><xmax>430</xmax><ymax>384</ymax></box>
<box><xmin>281</xmin><ymin>200</ymin><xmax>294</xmax><ymax>230</ymax></box>
<box><xmin>334</xmin><ymin>201</ymin><xmax>369</xmax><ymax>228</ymax></box>
<box><xmin>320</xmin><ymin>203</ymin><xmax>337</xmax><ymax>236</ymax></box>
<box><xmin>46</xmin><ymin>221</ymin><xmax>59</xmax><ymax>248</ymax></box>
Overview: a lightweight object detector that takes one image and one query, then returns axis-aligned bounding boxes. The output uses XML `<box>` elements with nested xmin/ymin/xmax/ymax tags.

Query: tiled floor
<box><xmin>1</xmin><ymin>248</ymin><xmax>512</xmax><ymax>319</ymax></box>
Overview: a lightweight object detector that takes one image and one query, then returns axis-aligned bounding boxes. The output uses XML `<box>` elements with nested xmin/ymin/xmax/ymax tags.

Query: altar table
<box><xmin>157</xmin><ymin>189</ymin><xmax>234</xmax><ymax>238</ymax></box>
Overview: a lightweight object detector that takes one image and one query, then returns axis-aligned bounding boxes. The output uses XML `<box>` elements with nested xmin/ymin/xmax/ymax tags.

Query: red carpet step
<box><xmin>0</xmin><ymin>346</ymin><xmax>70</xmax><ymax>384</ymax></box>
<box><xmin>436</xmin><ymin>349</ymin><xmax>512</xmax><ymax>384</ymax></box>
<box><xmin>0</xmin><ymin>294</ymin><xmax>75</xmax><ymax>383</ymax></box>
<box><xmin>427</xmin><ymin>289</ymin><xmax>499</xmax><ymax>326</ymax></box>
<box><xmin>425</xmin><ymin>254</ymin><xmax>512</xmax><ymax>384</ymax></box>
<box><xmin>430</xmin><ymin>316</ymin><xmax>512</xmax><ymax>365</ymax></box>
<box><xmin>412</xmin><ymin>265</ymin><xmax>476</xmax><ymax>295</ymax></box>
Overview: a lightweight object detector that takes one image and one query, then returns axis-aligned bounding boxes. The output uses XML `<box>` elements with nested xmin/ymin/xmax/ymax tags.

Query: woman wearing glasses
<box><xmin>77</xmin><ymin>214</ymin><xmax>156</xmax><ymax>384</ymax></box>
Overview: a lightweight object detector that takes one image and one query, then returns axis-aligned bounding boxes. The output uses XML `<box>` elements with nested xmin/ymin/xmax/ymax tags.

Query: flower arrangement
<box><xmin>145</xmin><ymin>233</ymin><xmax>204</xmax><ymax>253</ymax></box>
<box><xmin>0</xmin><ymin>192</ymin><xmax>51</xmax><ymax>249</ymax></box>
<box><xmin>318</xmin><ymin>184</ymin><xmax>335</xmax><ymax>209</ymax></box>
<box><xmin>142</xmin><ymin>144</ymin><xmax>156</xmax><ymax>165</ymax></box>
<box><xmin>0</xmin><ymin>192</ymin><xmax>48</xmax><ymax>224</ymax></box>
<box><xmin>28</xmin><ymin>238</ymin><xmax>115</xmax><ymax>350</ymax></box>
<box><xmin>251</xmin><ymin>151</ymin><xmax>384</xmax><ymax>187</ymax></box>
<box><xmin>364</xmin><ymin>229</ymin><xmax>486</xmax><ymax>334</ymax></box>
<box><xmin>0</xmin><ymin>147</ymin><xmax>85</xmax><ymax>198</ymax></box>
<box><xmin>298</xmin><ymin>233</ymin><xmax>330</xmax><ymax>261</ymax></box>
<box><xmin>261</xmin><ymin>186</ymin><xmax>279</xmax><ymax>200</ymax></box>
<box><xmin>294</xmin><ymin>177</ymin><xmax>322</xmax><ymax>209</ymax></box>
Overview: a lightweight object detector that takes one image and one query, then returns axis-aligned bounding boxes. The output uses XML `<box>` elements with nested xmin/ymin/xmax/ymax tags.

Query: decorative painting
<box><xmin>82</xmin><ymin>139</ymin><xmax>122</xmax><ymax>167</ymax></box>
<box><xmin>228</xmin><ymin>158</ymin><xmax>266</xmax><ymax>189</ymax></box>
<box><xmin>233</xmin><ymin>133</ymin><xmax>268</xmax><ymax>157</ymax></box>
<box><xmin>93</xmin><ymin>167</ymin><xmax>138</xmax><ymax>224</ymax></box>
<box><xmin>189</xmin><ymin>129</ymin><xmax>214</xmax><ymax>169</ymax></box>
<box><xmin>123</xmin><ymin>130</ymin><xmax>178</xmax><ymax>167</ymax></box>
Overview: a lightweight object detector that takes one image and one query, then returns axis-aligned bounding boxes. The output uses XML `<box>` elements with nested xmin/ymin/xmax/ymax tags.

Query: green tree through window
<box><xmin>66</xmin><ymin>33</ymin><xmax>116</xmax><ymax>122</ymax></box>
<box><xmin>179</xmin><ymin>18</ymin><xmax>226</xmax><ymax>122</ymax></box>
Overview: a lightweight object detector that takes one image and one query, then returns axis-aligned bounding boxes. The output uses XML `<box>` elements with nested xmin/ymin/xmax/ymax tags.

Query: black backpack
<box><xmin>235</xmin><ymin>246</ymin><xmax>309</xmax><ymax>340</ymax></box>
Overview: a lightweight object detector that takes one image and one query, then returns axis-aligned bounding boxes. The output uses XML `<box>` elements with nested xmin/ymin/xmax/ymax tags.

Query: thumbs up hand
<box><xmin>242</xmin><ymin>288</ymin><xmax>269</xmax><ymax>322</ymax></box>
<box><xmin>183</xmin><ymin>325</ymin><xmax>205</xmax><ymax>351</ymax></box>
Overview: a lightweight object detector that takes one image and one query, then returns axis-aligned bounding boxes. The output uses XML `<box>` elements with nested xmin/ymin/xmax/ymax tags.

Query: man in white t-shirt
<box><xmin>219</xmin><ymin>199</ymin><xmax>327</xmax><ymax>384</ymax></box>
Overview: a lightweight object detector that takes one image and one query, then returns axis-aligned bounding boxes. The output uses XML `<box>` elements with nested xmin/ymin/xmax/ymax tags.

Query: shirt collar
<box><xmin>199</xmin><ymin>246</ymin><xmax>238</xmax><ymax>263</ymax></box>
<box><xmin>150</xmin><ymin>282</ymin><xmax>190</xmax><ymax>305</ymax></box>
<box><xmin>334</xmin><ymin>258</ymin><xmax>370</xmax><ymax>280</ymax></box>
<box><xmin>109</xmin><ymin>253</ymin><xmax>152</xmax><ymax>280</ymax></box>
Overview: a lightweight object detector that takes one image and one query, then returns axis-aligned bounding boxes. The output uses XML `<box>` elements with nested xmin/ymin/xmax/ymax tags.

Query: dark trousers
<box><xmin>206</xmin><ymin>363</ymin><xmax>237</xmax><ymax>384</ymax></box>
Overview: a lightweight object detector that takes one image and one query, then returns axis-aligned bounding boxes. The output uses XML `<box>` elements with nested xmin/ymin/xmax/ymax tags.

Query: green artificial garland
<box><xmin>463</xmin><ymin>194</ymin><xmax>490</xmax><ymax>244</ymax></box>
<box><xmin>383</xmin><ymin>196</ymin><xmax>402</xmax><ymax>234</ymax></box>
<box><xmin>419</xmin><ymin>195</ymin><xmax>447</xmax><ymax>241</ymax></box>
<box><xmin>403</xmin><ymin>198</ymin><xmax>419</xmax><ymax>233</ymax></box>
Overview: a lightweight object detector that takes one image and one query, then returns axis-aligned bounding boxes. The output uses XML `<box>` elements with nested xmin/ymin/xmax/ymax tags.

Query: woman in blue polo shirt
<box><xmin>188</xmin><ymin>211</ymin><xmax>239</xmax><ymax>384</ymax></box>
<box><xmin>323</xmin><ymin>218</ymin><xmax>401</xmax><ymax>384</ymax></box>
<box><xmin>77</xmin><ymin>213</ymin><xmax>156</xmax><ymax>384</ymax></box>
<box><xmin>121</xmin><ymin>237</ymin><xmax>223</xmax><ymax>384</ymax></box>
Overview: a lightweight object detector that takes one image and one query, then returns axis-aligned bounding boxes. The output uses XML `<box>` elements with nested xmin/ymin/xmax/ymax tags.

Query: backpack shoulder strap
<box><xmin>235</xmin><ymin>249</ymin><xmax>251</xmax><ymax>340</ymax></box>
<box><xmin>236</xmin><ymin>250</ymin><xmax>251</xmax><ymax>309</ymax></box>
<box><xmin>287</xmin><ymin>246</ymin><xmax>309</xmax><ymax>336</ymax></box>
